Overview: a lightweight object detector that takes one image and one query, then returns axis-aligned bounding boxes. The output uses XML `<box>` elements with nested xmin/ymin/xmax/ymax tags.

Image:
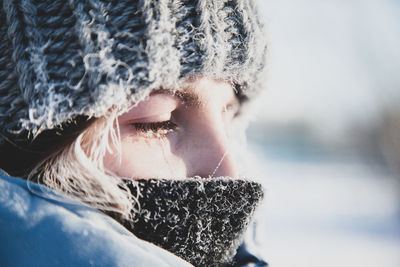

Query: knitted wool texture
<box><xmin>121</xmin><ymin>177</ymin><xmax>264</xmax><ymax>266</ymax></box>
<box><xmin>0</xmin><ymin>0</ymin><xmax>267</xmax><ymax>141</ymax></box>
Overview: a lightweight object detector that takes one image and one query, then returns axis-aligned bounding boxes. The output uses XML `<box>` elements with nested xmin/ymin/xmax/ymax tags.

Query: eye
<box><xmin>223</xmin><ymin>101</ymin><xmax>241</xmax><ymax>119</ymax></box>
<box><xmin>118</xmin><ymin>93</ymin><xmax>180</xmax><ymax>138</ymax></box>
<box><xmin>131</xmin><ymin>120</ymin><xmax>178</xmax><ymax>137</ymax></box>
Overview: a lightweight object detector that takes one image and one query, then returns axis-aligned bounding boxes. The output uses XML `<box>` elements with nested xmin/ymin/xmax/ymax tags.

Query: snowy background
<box><xmin>249</xmin><ymin>0</ymin><xmax>400</xmax><ymax>266</ymax></box>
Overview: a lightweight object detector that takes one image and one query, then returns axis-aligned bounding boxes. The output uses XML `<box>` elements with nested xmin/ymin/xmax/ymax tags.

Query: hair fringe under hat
<box><xmin>0</xmin><ymin>0</ymin><xmax>267</xmax><ymax>141</ymax></box>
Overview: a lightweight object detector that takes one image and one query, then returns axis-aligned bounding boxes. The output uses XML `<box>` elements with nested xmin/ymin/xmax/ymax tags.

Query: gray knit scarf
<box><xmin>116</xmin><ymin>177</ymin><xmax>264</xmax><ymax>267</ymax></box>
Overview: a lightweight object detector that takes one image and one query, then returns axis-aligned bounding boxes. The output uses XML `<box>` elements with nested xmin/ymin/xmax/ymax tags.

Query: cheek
<box><xmin>104</xmin><ymin>134</ymin><xmax>187</xmax><ymax>179</ymax></box>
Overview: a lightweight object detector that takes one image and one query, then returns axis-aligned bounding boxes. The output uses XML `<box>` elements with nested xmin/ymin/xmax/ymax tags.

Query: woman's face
<box><xmin>103</xmin><ymin>77</ymin><xmax>240</xmax><ymax>179</ymax></box>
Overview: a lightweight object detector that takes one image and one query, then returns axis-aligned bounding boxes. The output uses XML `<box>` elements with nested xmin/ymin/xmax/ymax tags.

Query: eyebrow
<box><xmin>152</xmin><ymin>87</ymin><xmax>203</xmax><ymax>107</ymax></box>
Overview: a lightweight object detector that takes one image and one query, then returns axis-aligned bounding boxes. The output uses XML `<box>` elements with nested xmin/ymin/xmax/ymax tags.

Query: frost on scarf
<box><xmin>117</xmin><ymin>177</ymin><xmax>264</xmax><ymax>267</ymax></box>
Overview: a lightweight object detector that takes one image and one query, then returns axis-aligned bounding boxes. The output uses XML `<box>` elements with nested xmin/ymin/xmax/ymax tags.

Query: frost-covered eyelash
<box><xmin>132</xmin><ymin>120</ymin><xmax>178</xmax><ymax>137</ymax></box>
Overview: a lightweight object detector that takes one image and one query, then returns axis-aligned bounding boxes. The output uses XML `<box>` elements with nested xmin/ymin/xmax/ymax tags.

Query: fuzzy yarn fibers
<box><xmin>119</xmin><ymin>177</ymin><xmax>264</xmax><ymax>267</ymax></box>
<box><xmin>0</xmin><ymin>0</ymin><xmax>267</xmax><ymax>141</ymax></box>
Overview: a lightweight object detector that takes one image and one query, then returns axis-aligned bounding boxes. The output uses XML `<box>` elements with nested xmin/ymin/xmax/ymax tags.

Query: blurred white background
<box><xmin>249</xmin><ymin>0</ymin><xmax>400</xmax><ymax>266</ymax></box>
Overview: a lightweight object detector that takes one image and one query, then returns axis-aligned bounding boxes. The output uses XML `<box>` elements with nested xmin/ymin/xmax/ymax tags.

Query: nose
<box><xmin>184</xmin><ymin>118</ymin><xmax>238</xmax><ymax>178</ymax></box>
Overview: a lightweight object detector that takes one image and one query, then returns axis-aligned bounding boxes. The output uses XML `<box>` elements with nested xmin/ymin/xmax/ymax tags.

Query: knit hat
<box><xmin>0</xmin><ymin>0</ymin><xmax>267</xmax><ymax>141</ymax></box>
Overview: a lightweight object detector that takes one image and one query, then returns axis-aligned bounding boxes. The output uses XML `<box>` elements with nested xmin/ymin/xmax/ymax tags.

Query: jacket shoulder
<box><xmin>0</xmin><ymin>171</ymin><xmax>191</xmax><ymax>267</ymax></box>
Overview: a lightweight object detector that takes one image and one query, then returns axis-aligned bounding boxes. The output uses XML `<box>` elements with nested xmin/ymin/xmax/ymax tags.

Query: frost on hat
<box><xmin>0</xmin><ymin>0</ymin><xmax>267</xmax><ymax>140</ymax></box>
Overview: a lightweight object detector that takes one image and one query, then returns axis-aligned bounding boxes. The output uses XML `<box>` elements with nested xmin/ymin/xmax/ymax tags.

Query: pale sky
<box><xmin>255</xmin><ymin>0</ymin><xmax>400</xmax><ymax>137</ymax></box>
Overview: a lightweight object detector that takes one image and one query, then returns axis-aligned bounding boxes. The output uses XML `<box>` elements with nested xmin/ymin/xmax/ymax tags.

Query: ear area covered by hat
<box><xmin>0</xmin><ymin>0</ymin><xmax>267</xmax><ymax>141</ymax></box>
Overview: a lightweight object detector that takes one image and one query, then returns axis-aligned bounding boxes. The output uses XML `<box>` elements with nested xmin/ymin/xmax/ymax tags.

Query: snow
<box><xmin>250</xmin><ymin>146</ymin><xmax>400</xmax><ymax>267</ymax></box>
<box><xmin>256</xmin><ymin>0</ymin><xmax>400</xmax><ymax>138</ymax></box>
